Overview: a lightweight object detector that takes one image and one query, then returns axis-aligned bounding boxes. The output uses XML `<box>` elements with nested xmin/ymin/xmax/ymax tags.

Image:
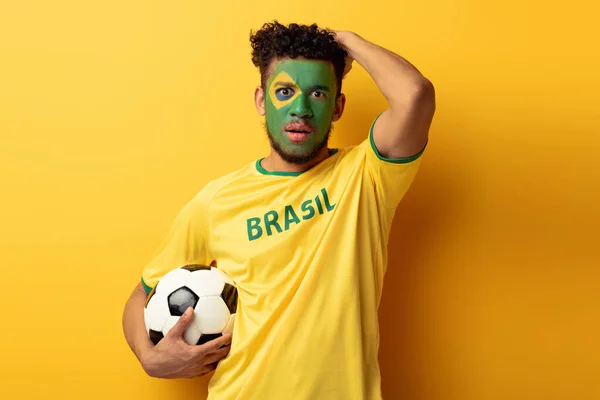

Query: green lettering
<box><xmin>247</xmin><ymin>217</ymin><xmax>262</xmax><ymax>241</ymax></box>
<box><xmin>264</xmin><ymin>210</ymin><xmax>282</xmax><ymax>236</ymax></box>
<box><xmin>322</xmin><ymin>188</ymin><xmax>335</xmax><ymax>211</ymax></box>
<box><xmin>301</xmin><ymin>199</ymin><xmax>315</xmax><ymax>220</ymax></box>
<box><xmin>315</xmin><ymin>195</ymin><xmax>324</xmax><ymax>215</ymax></box>
<box><xmin>284</xmin><ymin>205</ymin><xmax>301</xmax><ymax>230</ymax></box>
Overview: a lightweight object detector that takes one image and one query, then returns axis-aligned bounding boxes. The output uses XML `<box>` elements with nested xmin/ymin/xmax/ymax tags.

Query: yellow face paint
<box><xmin>268</xmin><ymin>71</ymin><xmax>302</xmax><ymax>110</ymax></box>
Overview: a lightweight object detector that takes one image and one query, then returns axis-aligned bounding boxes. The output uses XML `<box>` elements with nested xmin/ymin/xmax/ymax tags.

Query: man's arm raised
<box><xmin>335</xmin><ymin>31</ymin><xmax>435</xmax><ymax>159</ymax></box>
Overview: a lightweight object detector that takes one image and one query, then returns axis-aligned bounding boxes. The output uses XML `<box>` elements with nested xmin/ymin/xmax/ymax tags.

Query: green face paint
<box><xmin>264</xmin><ymin>59</ymin><xmax>338</xmax><ymax>164</ymax></box>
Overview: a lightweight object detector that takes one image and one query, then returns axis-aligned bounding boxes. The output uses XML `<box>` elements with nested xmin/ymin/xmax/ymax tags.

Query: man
<box><xmin>122</xmin><ymin>21</ymin><xmax>435</xmax><ymax>399</ymax></box>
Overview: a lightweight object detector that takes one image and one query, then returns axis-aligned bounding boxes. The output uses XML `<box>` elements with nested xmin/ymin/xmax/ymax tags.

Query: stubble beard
<box><xmin>264</xmin><ymin>122</ymin><xmax>333</xmax><ymax>165</ymax></box>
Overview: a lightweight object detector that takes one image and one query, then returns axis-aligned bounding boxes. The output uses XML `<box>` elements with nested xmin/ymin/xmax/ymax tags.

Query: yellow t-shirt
<box><xmin>141</xmin><ymin>120</ymin><xmax>424</xmax><ymax>399</ymax></box>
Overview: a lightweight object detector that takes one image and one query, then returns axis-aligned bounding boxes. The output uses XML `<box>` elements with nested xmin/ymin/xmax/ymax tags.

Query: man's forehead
<box><xmin>267</xmin><ymin>58</ymin><xmax>335</xmax><ymax>84</ymax></box>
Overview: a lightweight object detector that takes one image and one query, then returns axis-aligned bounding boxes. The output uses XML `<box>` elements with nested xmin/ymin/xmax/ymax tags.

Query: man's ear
<box><xmin>255</xmin><ymin>86</ymin><xmax>266</xmax><ymax>116</ymax></box>
<box><xmin>332</xmin><ymin>93</ymin><xmax>346</xmax><ymax>122</ymax></box>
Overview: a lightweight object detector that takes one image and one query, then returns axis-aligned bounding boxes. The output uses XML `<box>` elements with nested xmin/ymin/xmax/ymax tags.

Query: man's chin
<box><xmin>265</xmin><ymin>123</ymin><xmax>332</xmax><ymax>165</ymax></box>
<box><xmin>274</xmin><ymin>147</ymin><xmax>323</xmax><ymax>165</ymax></box>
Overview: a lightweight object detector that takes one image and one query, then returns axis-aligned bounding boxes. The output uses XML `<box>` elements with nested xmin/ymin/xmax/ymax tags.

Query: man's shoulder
<box><xmin>332</xmin><ymin>141</ymin><xmax>369</xmax><ymax>165</ymax></box>
<box><xmin>192</xmin><ymin>160</ymin><xmax>256</xmax><ymax>205</ymax></box>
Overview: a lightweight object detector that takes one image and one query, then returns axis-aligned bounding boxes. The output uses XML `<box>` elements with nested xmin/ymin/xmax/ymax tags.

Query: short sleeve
<box><xmin>365</xmin><ymin>114</ymin><xmax>426</xmax><ymax>210</ymax></box>
<box><xmin>141</xmin><ymin>192</ymin><xmax>210</xmax><ymax>294</ymax></box>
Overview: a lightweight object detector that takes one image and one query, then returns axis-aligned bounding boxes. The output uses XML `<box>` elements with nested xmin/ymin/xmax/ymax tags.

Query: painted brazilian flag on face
<box><xmin>264</xmin><ymin>60</ymin><xmax>338</xmax><ymax>155</ymax></box>
<box><xmin>268</xmin><ymin>71</ymin><xmax>303</xmax><ymax>110</ymax></box>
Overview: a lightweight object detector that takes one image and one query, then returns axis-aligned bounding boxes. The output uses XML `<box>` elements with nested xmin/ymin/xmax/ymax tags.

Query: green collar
<box><xmin>256</xmin><ymin>148</ymin><xmax>339</xmax><ymax>176</ymax></box>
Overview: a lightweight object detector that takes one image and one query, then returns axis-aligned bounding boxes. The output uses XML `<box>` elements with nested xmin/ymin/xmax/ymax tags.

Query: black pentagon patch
<box><xmin>221</xmin><ymin>283</ymin><xmax>238</xmax><ymax>314</ymax></box>
<box><xmin>149</xmin><ymin>329</ymin><xmax>164</xmax><ymax>345</ymax></box>
<box><xmin>197</xmin><ymin>333</ymin><xmax>222</xmax><ymax>345</ymax></box>
<box><xmin>145</xmin><ymin>285</ymin><xmax>157</xmax><ymax>308</ymax></box>
<box><xmin>181</xmin><ymin>264</ymin><xmax>211</xmax><ymax>272</ymax></box>
<box><xmin>167</xmin><ymin>287</ymin><xmax>199</xmax><ymax>316</ymax></box>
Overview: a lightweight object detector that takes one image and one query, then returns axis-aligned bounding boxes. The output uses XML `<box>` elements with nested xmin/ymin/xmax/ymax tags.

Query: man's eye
<box><xmin>311</xmin><ymin>91</ymin><xmax>325</xmax><ymax>99</ymax></box>
<box><xmin>276</xmin><ymin>88</ymin><xmax>295</xmax><ymax>99</ymax></box>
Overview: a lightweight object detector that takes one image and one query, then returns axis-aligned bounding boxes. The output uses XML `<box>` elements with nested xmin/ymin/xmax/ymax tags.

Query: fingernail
<box><xmin>185</xmin><ymin>307</ymin><xmax>193</xmax><ymax>316</ymax></box>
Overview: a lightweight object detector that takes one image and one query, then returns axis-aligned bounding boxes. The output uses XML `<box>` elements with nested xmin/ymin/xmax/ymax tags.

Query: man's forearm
<box><xmin>122</xmin><ymin>283</ymin><xmax>154</xmax><ymax>362</ymax></box>
<box><xmin>336</xmin><ymin>31</ymin><xmax>431</xmax><ymax>107</ymax></box>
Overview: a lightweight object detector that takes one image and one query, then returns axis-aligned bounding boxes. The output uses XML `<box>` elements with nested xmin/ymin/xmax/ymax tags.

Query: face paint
<box><xmin>264</xmin><ymin>59</ymin><xmax>338</xmax><ymax>164</ymax></box>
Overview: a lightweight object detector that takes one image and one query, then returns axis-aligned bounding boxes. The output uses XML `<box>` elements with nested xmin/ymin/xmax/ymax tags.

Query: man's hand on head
<box><xmin>333</xmin><ymin>30</ymin><xmax>356</xmax><ymax>77</ymax></box>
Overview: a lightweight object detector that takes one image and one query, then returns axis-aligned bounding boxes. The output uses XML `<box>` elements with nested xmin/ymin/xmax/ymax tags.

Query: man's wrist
<box><xmin>334</xmin><ymin>30</ymin><xmax>358</xmax><ymax>49</ymax></box>
<box><xmin>134</xmin><ymin>337</ymin><xmax>154</xmax><ymax>362</ymax></box>
<box><xmin>336</xmin><ymin>31</ymin><xmax>367</xmax><ymax>65</ymax></box>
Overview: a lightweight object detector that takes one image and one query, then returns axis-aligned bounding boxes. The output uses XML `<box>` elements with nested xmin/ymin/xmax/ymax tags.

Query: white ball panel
<box><xmin>144</xmin><ymin>307</ymin><xmax>150</xmax><ymax>333</ymax></box>
<box><xmin>155</xmin><ymin>268</ymin><xmax>190</xmax><ymax>295</ymax></box>
<box><xmin>194</xmin><ymin>296</ymin><xmax>230</xmax><ymax>334</ymax></box>
<box><xmin>162</xmin><ymin>316</ymin><xmax>175</xmax><ymax>336</ymax></box>
<box><xmin>183</xmin><ymin>316</ymin><xmax>203</xmax><ymax>346</ymax></box>
<box><xmin>162</xmin><ymin>315</ymin><xmax>202</xmax><ymax>346</ymax></box>
<box><xmin>186</xmin><ymin>269</ymin><xmax>225</xmax><ymax>297</ymax></box>
<box><xmin>145</xmin><ymin>292</ymin><xmax>171</xmax><ymax>331</ymax></box>
<box><xmin>162</xmin><ymin>316</ymin><xmax>178</xmax><ymax>336</ymax></box>
<box><xmin>210</xmin><ymin>267</ymin><xmax>235</xmax><ymax>286</ymax></box>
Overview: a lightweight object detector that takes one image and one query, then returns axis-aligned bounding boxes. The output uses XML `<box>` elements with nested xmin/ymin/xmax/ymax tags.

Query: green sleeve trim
<box><xmin>141</xmin><ymin>277</ymin><xmax>153</xmax><ymax>294</ymax></box>
<box><xmin>369</xmin><ymin>113</ymin><xmax>427</xmax><ymax>164</ymax></box>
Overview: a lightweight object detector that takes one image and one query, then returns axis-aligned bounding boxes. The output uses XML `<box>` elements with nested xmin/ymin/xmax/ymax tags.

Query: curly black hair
<box><xmin>250</xmin><ymin>21</ymin><xmax>347</xmax><ymax>96</ymax></box>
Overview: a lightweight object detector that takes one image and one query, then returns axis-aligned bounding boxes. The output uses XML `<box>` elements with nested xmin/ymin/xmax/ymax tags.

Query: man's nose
<box><xmin>289</xmin><ymin>94</ymin><xmax>312</xmax><ymax>118</ymax></box>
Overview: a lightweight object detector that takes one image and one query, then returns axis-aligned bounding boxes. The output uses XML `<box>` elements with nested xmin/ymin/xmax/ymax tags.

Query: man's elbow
<box><xmin>392</xmin><ymin>77</ymin><xmax>435</xmax><ymax>110</ymax></box>
<box><xmin>410</xmin><ymin>77</ymin><xmax>435</xmax><ymax>104</ymax></box>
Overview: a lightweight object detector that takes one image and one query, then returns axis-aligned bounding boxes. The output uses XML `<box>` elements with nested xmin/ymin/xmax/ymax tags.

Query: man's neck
<box><xmin>261</xmin><ymin>148</ymin><xmax>331</xmax><ymax>174</ymax></box>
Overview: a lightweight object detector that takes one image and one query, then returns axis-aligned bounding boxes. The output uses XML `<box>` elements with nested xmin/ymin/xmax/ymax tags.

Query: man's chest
<box><xmin>204</xmin><ymin>176</ymin><xmax>347</xmax><ymax>285</ymax></box>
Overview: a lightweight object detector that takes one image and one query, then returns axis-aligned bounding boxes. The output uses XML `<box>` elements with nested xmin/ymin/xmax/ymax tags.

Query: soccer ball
<box><xmin>144</xmin><ymin>264</ymin><xmax>238</xmax><ymax>346</ymax></box>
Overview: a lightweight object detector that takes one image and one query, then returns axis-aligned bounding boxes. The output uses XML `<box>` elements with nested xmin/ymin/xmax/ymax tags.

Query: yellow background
<box><xmin>1</xmin><ymin>0</ymin><xmax>598</xmax><ymax>399</ymax></box>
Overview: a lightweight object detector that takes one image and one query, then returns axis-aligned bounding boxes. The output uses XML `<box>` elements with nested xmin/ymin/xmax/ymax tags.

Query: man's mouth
<box><xmin>284</xmin><ymin>122</ymin><xmax>313</xmax><ymax>143</ymax></box>
<box><xmin>286</xmin><ymin>129</ymin><xmax>311</xmax><ymax>133</ymax></box>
